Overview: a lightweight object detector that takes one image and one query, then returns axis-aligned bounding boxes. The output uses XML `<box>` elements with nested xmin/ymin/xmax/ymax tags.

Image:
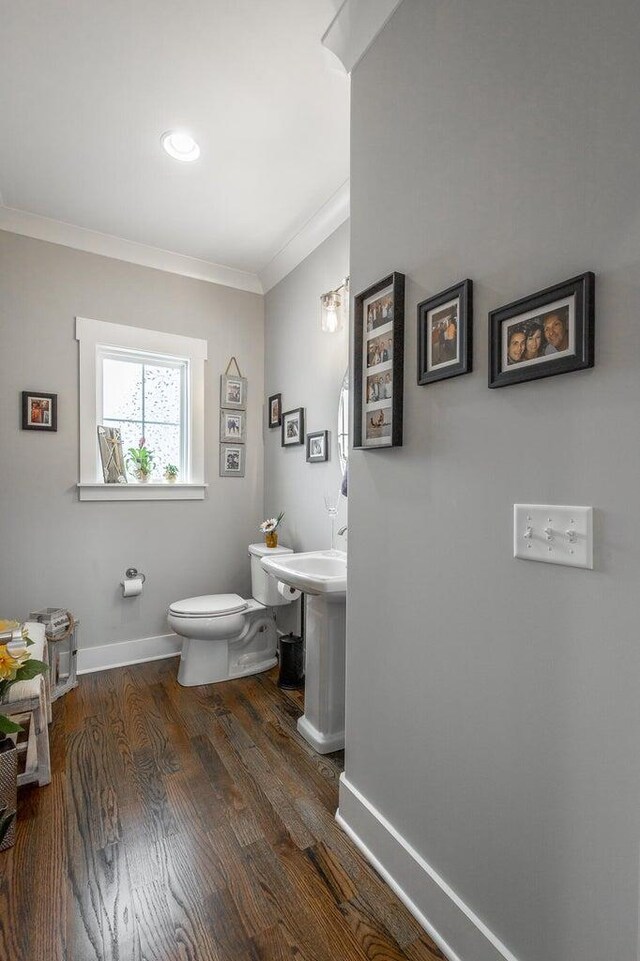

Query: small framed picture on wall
<box><xmin>220</xmin><ymin>373</ymin><xmax>247</xmax><ymax>409</ymax></box>
<box><xmin>220</xmin><ymin>408</ymin><xmax>246</xmax><ymax>443</ymax></box>
<box><xmin>268</xmin><ymin>393</ymin><xmax>282</xmax><ymax>428</ymax></box>
<box><xmin>281</xmin><ymin>407</ymin><xmax>305</xmax><ymax>447</ymax></box>
<box><xmin>417</xmin><ymin>280</ymin><xmax>473</xmax><ymax>385</ymax></box>
<box><xmin>219</xmin><ymin>444</ymin><xmax>245</xmax><ymax>477</ymax></box>
<box><xmin>306</xmin><ymin>430</ymin><xmax>329</xmax><ymax>463</ymax></box>
<box><xmin>22</xmin><ymin>391</ymin><xmax>57</xmax><ymax>431</ymax></box>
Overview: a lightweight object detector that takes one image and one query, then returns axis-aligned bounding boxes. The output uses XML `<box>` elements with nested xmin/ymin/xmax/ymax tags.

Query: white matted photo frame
<box><xmin>281</xmin><ymin>407</ymin><xmax>305</xmax><ymax>447</ymax></box>
<box><xmin>219</xmin><ymin>444</ymin><xmax>245</xmax><ymax>477</ymax></box>
<box><xmin>220</xmin><ymin>374</ymin><xmax>247</xmax><ymax>409</ymax></box>
<box><xmin>220</xmin><ymin>408</ymin><xmax>246</xmax><ymax>443</ymax></box>
<box><xmin>489</xmin><ymin>272</ymin><xmax>595</xmax><ymax>388</ymax></box>
<box><xmin>21</xmin><ymin>390</ymin><xmax>57</xmax><ymax>431</ymax></box>
<box><xmin>418</xmin><ymin>279</ymin><xmax>473</xmax><ymax>385</ymax></box>
<box><xmin>306</xmin><ymin>430</ymin><xmax>329</xmax><ymax>463</ymax></box>
<box><xmin>353</xmin><ymin>272</ymin><xmax>405</xmax><ymax>450</ymax></box>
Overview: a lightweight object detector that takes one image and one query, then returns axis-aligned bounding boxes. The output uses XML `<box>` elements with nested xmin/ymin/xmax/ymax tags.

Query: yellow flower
<box><xmin>0</xmin><ymin>620</ymin><xmax>20</xmax><ymax>634</ymax></box>
<box><xmin>0</xmin><ymin>645</ymin><xmax>20</xmax><ymax>682</ymax></box>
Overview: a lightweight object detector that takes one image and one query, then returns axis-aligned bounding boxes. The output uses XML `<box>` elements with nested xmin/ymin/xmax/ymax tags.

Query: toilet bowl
<box><xmin>168</xmin><ymin>543</ymin><xmax>293</xmax><ymax>686</ymax></box>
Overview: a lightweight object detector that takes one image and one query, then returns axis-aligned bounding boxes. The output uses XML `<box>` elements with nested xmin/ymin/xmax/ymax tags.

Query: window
<box><xmin>76</xmin><ymin>317</ymin><xmax>207</xmax><ymax>500</ymax></box>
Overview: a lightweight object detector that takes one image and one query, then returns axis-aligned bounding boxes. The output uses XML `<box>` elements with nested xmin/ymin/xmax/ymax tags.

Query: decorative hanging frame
<box><xmin>220</xmin><ymin>357</ymin><xmax>247</xmax><ymax>410</ymax></box>
<box><xmin>220</xmin><ymin>357</ymin><xmax>247</xmax><ymax>477</ymax></box>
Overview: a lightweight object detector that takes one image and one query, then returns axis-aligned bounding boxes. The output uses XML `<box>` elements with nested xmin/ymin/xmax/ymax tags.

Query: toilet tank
<box><xmin>248</xmin><ymin>543</ymin><xmax>294</xmax><ymax>606</ymax></box>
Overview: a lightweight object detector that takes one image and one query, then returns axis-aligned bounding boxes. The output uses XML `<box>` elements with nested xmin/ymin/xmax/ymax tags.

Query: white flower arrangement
<box><xmin>259</xmin><ymin>511</ymin><xmax>284</xmax><ymax>533</ymax></box>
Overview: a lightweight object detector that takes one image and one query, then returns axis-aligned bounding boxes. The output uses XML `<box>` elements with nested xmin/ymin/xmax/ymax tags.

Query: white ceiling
<box><xmin>0</xmin><ymin>1</ymin><xmax>350</xmax><ymax>284</ymax></box>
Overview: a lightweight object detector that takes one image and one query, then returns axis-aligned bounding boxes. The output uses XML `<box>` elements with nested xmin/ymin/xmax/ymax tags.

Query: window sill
<box><xmin>77</xmin><ymin>483</ymin><xmax>208</xmax><ymax>502</ymax></box>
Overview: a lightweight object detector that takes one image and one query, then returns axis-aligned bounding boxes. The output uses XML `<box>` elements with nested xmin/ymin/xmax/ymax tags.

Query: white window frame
<box><xmin>76</xmin><ymin>316</ymin><xmax>208</xmax><ymax>501</ymax></box>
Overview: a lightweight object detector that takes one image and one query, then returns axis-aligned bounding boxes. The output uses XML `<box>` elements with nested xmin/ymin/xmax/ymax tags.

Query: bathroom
<box><xmin>1</xmin><ymin>2</ymin><xmax>640</xmax><ymax>960</ymax></box>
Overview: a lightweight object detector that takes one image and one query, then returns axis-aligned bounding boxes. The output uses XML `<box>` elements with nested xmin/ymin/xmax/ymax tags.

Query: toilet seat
<box><xmin>168</xmin><ymin>593</ymin><xmax>247</xmax><ymax>618</ymax></box>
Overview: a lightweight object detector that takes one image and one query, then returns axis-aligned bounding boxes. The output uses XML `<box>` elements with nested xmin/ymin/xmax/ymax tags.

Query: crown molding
<box><xmin>321</xmin><ymin>0</ymin><xmax>404</xmax><ymax>73</ymax></box>
<box><xmin>0</xmin><ymin>205</ymin><xmax>263</xmax><ymax>294</ymax></box>
<box><xmin>259</xmin><ymin>178</ymin><xmax>350</xmax><ymax>293</ymax></box>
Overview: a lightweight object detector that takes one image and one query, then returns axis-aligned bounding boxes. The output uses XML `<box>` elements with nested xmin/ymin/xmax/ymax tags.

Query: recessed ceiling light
<box><xmin>161</xmin><ymin>130</ymin><xmax>200</xmax><ymax>163</ymax></box>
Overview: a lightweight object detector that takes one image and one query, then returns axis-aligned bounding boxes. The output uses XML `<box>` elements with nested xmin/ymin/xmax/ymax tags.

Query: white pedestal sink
<box><xmin>261</xmin><ymin>550</ymin><xmax>347</xmax><ymax>754</ymax></box>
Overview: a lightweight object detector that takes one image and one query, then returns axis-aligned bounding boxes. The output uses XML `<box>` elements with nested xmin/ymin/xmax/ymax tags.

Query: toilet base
<box><xmin>176</xmin><ymin>607</ymin><xmax>278</xmax><ymax>686</ymax></box>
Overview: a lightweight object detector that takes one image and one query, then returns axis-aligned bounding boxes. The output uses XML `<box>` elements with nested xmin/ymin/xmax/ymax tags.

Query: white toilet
<box><xmin>168</xmin><ymin>543</ymin><xmax>294</xmax><ymax>687</ymax></box>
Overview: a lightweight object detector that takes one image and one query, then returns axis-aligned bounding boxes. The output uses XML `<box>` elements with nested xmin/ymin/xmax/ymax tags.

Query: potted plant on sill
<box><xmin>0</xmin><ymin>621</ymin><xmax>48</xmax><ymax>852</ymax></box>
<box><xmin>126</xmin><ymin>438</ymin><xmax>155</xmax><ymax>483</ymax></box>
<box><xmin>259</xmin><ymin>511</ymin><xmax>285</xmax><ymax>549</ymax></box>
<box><xmin>164</xmin><ymin>464</ymin><xmax>179</xmax><ymax>484</ymax></box>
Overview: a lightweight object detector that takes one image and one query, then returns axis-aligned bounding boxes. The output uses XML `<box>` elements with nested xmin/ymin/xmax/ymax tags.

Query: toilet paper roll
<box><xmin>121</xmin><ymin>576</ymin><xmax>144</xmax><ymax>598</ymax></box>
<box><xmin>277</xmin><ymin>580</ymin><xmax>301</xmax><ymax>602</ymax></box>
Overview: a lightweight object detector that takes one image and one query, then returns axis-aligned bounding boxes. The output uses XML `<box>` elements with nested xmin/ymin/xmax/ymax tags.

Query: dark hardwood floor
<box><xmin>0</xmin><ymin>658</ymin><xmax>446</xmax><ymax>961</ymax></box>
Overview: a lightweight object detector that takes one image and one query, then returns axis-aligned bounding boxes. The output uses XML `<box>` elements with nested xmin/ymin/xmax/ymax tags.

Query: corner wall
<box><xmin>0</xmin><ymin>232</ymin><xmax>264</xmax><ymax>654</ymax></box>
<box><xmin>342</xmin><ymin>2</ymin><xmax>640</xmax><ymax>960</ymax></box>
<box><xmin>264</xmin><ymin>222</ymin><xmax>349</xmax><ymax>554</ymax></box>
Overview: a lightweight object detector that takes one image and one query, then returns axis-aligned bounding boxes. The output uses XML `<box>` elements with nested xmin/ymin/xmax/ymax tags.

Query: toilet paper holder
<box><xmin>125</xmin><ymin>567</ymin><xmax>146</xmax><ymax>583</ymax></box>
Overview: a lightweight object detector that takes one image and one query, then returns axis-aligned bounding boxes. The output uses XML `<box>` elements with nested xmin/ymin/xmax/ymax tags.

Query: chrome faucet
<box><xmin>337</xmin><ymin>525</ymin><xmax>348</xmax><ymax>536</ymax></box>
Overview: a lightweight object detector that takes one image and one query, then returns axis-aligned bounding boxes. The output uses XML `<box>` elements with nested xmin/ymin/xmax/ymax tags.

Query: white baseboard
<box><xmin>336</xmin><ymin>774</ymin><xmax>520</xmax><ymax>961</ymax></box>
<box><xmin>77</xmin><ymin>632</ymin><xmax>181</xmax><ymax>675</ymax></box>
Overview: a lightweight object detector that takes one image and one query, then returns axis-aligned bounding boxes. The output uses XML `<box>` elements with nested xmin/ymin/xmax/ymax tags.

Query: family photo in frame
<box><xmin>353</xmin><ymin>271</ymin><xmax>405</xmax><ymax>450</ymax></box>
<box><xmin>281</xmin><ymin>407</ymin><xmax>304</xmax><ymax>447</ymax></box>
<box><xmin>306</xmin><ymin>430</ymin><xmax>328</xmax><ymax>463</ymax></box>
<box><xmin>21</xmin><ymin>391</ymin><xmax>57</xmax><ymax>431</ymax></box>
<box><xmin>489</xmin><ymin>272</ymin><xmax>595</xmax><ymax>388</ymax></box>
<box><xmin>418</xmin><ymin>279</ymin><xmax>473</xmax><ymax>385</ymax></box>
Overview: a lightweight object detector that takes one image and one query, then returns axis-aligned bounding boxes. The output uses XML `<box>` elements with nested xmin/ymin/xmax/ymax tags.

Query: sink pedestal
<box><xmin>298</xmin><ymin>593</ymin><xmax>346</xmax><ymax>754</ymax></box>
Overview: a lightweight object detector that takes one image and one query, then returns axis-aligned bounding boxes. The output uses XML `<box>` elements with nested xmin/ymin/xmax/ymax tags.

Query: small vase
<box><xmin>135</xmin><ymin>471</ymin><xmax>150</xmax><ymax>483</ymax></box>
<box><xmin>0</xmin><ymin>739</ymin><xmax>17</xmax><ymax>852</ymax></box>
<box><xmin>265</xmin><ymin>531</ymin><xmax>278</xmax><ymax>549</ymax></box>
<box><xmin>164</xmin><ymin>474</ymin><xmax>177</xmax><ymax>484</ymax></box>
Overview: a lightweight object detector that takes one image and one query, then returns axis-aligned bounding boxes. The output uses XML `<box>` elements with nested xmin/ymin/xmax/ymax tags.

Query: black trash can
<box><xmin>278</xmin><ymin>633</ymin><xmax>304</xmax><ymax>690</ymax></box>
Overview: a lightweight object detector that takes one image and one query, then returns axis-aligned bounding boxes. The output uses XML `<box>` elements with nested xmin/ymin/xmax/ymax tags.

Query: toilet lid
<box><xmin>169</xmin><ymin>593</ymin><xmax>247</xmax><ymax>617</ymax></box>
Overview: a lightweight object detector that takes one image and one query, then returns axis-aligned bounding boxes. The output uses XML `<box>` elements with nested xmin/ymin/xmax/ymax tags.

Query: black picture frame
<box><xmin>281</xmin><ymin>407</ymin><xmax>305</xmax><ymax>447</ymax></box>
<box><xmin>268</xmin><ymin>392</ymin><xmax>282</xmax><ymax>428</ymax></box>
<box><xmin>489</xmin><ymin>272</ymin><xmax>595</xmax><ymax>389</ymax></box>
<box><xmin>21</xmin><ymin>391</ymin><xmax>57</xmax><ymax>431</ymax></box>
<box><xmin>353</xmin><ymin>272</ymin><xmax>405</xmax><ymax>450</ymax></box>
<box><xmin>417</xmin><ymin>280</ymin><xmax>473</xmax><ymax>385</ymax></box>
<box><xmin>306</xmin><ymin>430</ymin><xmax>329</xmax><ymax>463</ymax></box>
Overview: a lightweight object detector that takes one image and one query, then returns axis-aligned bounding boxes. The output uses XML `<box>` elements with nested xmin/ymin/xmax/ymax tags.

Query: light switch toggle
<box><xmin>566</xmin><ymin>529</ymin><xmax>577</xmax><ymax>543</ymax></box>
<box><xmin>523</xmin><ymin>526</ymin><xmax>533</xmax><ymax>540</ymax></box>
<box><xmin>544</xmin><ymin>526</ymin><xmax>554</xmax><ymax>541</ymax></box>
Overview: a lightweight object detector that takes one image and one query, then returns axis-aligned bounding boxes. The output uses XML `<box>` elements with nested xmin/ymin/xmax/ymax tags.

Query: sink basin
<box><xmin>261</xmin><ymin>549</ymin><xmax>346</xmax><ymax>597</ymax></box>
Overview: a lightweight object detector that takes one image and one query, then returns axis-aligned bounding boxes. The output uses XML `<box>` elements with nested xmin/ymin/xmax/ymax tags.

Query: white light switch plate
<box><xmin>514</xmin><ymin>504</ymin><xmax>593</xmax><ymax>569</ymax></box>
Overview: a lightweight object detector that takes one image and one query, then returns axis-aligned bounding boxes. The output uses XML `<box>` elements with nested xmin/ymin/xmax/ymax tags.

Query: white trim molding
<box><xmin>76</xmin><ymin>316</ymin><xmax>208</xmax><ymax>501</ymax></box>
<box><xmin>337</xmin><ymin>774</ymin><xmax>521</xmax><ymax>961</ymax></box>
<box><xmin>78</xmin><ymin>632</ymin><xmax>181</xmax><ymax>674</ymax></box>
<box><xmin>259</xmin><ymin>179</ymin><xmax>350</xmax><ymax>293</ymax></box>
<box><xmin>321</xmin><ymin>0</ymin><xmax>404</xmax><ymax>74</ymax></box>
<box><xmin>0</xmin><ymin>205</ymin><xmax>262</xmax><ymax>294</ymax></box>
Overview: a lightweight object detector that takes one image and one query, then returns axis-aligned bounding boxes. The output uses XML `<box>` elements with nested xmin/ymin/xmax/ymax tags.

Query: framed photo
<box><xmin>220</xmin><ymin>374</ymin><xmax>247</xmax><ymax>409</ymax></box>
<box><xmin>220</xmin><ymin>408</ymin><xmax>246</xmax><ymax>443</ymax></box>
<box><xmin>268</xmin><ymin>392</ymin><xmax>282</xmax><ymax>429</ymax></box>
<box><xmin>281</xmin><ymin>407</ymin><xmax>305</xmax><ymax>447</ymax></box>
<box><xmin>306</xmin><ymin>430</ymin><xmax>329</xmax><ymax>463</ymax></box>
<box><xmin>219</xmin><ymin>444</ymin><xmax>245</xmax><ymax>477</ymax></box>
<box><xmin>418</xmin><ymin>280</ymin><xmax>473</xmax><ymax>385</ymax></box>
<box><xmin>21</xmin><ymin>391</ymin><xmax>57</xmax><ymax>431</ymax></box>
<box><xmin>489</xmin><ymin>272</ymin><xmax>595</xmax><ymax>388</ymax></box>
<box><xmin>353</xmin><ymin>272</ymin><xmax>405</xmax><ymax>449</ymax></box>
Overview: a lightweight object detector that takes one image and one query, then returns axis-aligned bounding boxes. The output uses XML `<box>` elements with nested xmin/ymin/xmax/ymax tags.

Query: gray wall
<box><xmin>0</xmin><ymin>232</ymin><xmax>264</xmax><ymax>649</ymax></box>
<box><xmin>264</xmin><ymin>221</ymin><xmax>349</xmax><ymax>555</ymax></box>
<box><xmin>345</xmin><ymin>2</ymin><xmax>640</xmax><ymax>960</ymax></box>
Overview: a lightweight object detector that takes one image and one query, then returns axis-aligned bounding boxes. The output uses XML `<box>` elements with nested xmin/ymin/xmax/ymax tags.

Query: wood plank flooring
<box><xmin>0</xmin><ymin>659</ymin><xmax>447</xmax><ymax>961</ymax></box>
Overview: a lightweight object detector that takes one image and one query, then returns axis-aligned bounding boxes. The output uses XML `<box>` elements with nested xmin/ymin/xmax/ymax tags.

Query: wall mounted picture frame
<box><xmin>220</xmin><ymin>374</ymin><xmax>247</xmax><ymax>409</ymax></box>
<box><xmin>281</xmin><ymin>407</ymin><xmax>305</xmax><ymax>447</ymax></box>
<box><xmin>21</xmin><ymin>391</ymin><xmax>57</xmax><ymax>431</ymax></box>
<box><xmin>306</xmin><ymin>430</ymin><xmax>329</xmax><ymax>463</ymax></box>
<box><xmin>418</xmin><ymin>279</ymin><xmax>473</xmax><ymax>385</ymax></box>
<box><xmin>353</xmin><ymin>272</ymin><xmax>405</xmax><ymax>450</ymax></box>
<box><xmin>219</xmin><ymin>443</ymin><xmax>245</xmax><ymax>477</ymax></box>
<box><xmin>489</xmin><ymin>272</ymin><xmax>595</xmax><ymax>389</ymax></box>
<box><xmin>220</xmin><ymin>408</ymin><xmax>246</xmax><ymax>443</ymax></box>
<box><xmin>268</xmin><ymin>392</ymin><xmax>282</xmax><ymax>428</ymax></box>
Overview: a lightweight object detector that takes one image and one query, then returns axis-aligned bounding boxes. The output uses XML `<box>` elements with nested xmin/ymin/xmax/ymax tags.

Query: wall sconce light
<box><xmin>320</xmin><ymin>277</ymin><xmax>349</xmax><ymax>333</ymax></box>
